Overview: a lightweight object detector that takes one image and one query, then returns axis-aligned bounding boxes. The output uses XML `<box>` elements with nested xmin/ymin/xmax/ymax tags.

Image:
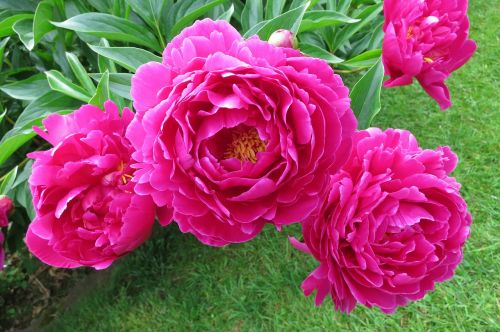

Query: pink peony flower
<box><xmin>291</xmin><ymin>128</ymin><xmax>472</xmax><ymax>313</ymax></box>
<box><xmin>268</xmin><ymin>29</ymin><xmax>298</xmax><ymax>49</ymax></box>
<box><xmin>382</xmin><ymin>0</ymin><xmax>477</xmax><ymax>109</ymax></box>
<box><xmin>0</xmin><ymin>195</ymin><xmax>13</xmax><ymax>228</ymax></box>
<box><xmin>128</xmin><ymin>19</ymin><xmax>356</xmax><ymax>246</ymax></box>
<box><xmin>0</xmin><ymin>195</ymin><xmax>13</xmax><ymax>269</ymax></box>
<box><xmin>26</xmin><ymin>101</ymin><xmax>156</xmax><ymax>270</ymax></box>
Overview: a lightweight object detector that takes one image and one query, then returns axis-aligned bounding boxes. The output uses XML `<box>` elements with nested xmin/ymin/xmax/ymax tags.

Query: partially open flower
<box><xmin>291</xmin><ymin>128</ymin><xmax>472</xmax><ymax>313</ymax></box>
<box><xmin>382</xmin><ymin>0</ymin><xmax>477</xmax><ymax>109</ymax></box>
<box><xmin>26</xmin><ymin>101</ymin><xmax>156</xmax><ymax>270</ymax></box>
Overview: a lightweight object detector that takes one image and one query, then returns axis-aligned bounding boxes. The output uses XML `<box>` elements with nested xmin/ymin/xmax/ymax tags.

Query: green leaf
<box><xmin>265</xmin><ymin>0</ymin><xmax>285</xmax><ymax>20</ymax></box>
<box><xmin>52</xmin><ymin>13</ymin><xmax>162</xmax><ymax>52</ymax></box>
<box><xmin>65</xmin><ymin>52</ymin><xmax>96</xmax><ymax>94</ymax></box>
<box><xmin>125</xmin><ymin>0</ymin><xmax>165</xmax><ymax>30</ymax></box>
<box><xmin>332</xmin><ymin>3</ymin><xmax>383</xmax><ymax>52</ymax></box>
<box><xmin>244</xmin><ymin>2</ymin><xmax>309</xmax><ymax>39</ymax></box>
<box><xmin>12</xmin><ymin>18</ymin><xmax>34</xmax><ymax>50</ymax></box>
<box><xmin>33</xmin><ymin>0</ymin><xmax>54</xmax><ymax>45</ymax></box>
<box><xmin>299</xmin><ymin>10</ymin><xmax>359</xmax><ymax>33</ymax></box>
<box><xmin>241</xmin><ymin>0</ymin><xmax>263</xmax><ymax>32</ymax></box>
<box><xmin>0</xmin><ymin>166</ymin><xmax>17</xmax><ymax>195</ymax></box>
<box><xmin>14</xmin><ymin>176</ymin><xmax>35</xmax><ymax>220</ymax></box>
<box><xmin>170</xmin><ymin>0</ymin><xmax>226</xmax><ymax>38</ymax></box>
<box><xmin>350</xmin><ymin>59</ymin><xmax>384</xmax><ymax>129</ymax></box>
<box><xmin>14</xmin><ymin>91</ymin><xmax>80</xmax><ymax>130</ymax></box>
<box><xmin>0</xmin><ymin>13</ymin><xmax>33</xmax><ymax>38</ymax></box>
<box><xmin>11</xmin><ymin>160</ymin><xmax>32</xmax><ymax>190</ymax></box>
<box><xmin>367</xmin><ymin>21</ymin><xmax>384</xmax><ymax>50</ymax></box>
<box><xmin>0</xmin><ymin>0</ymin><xmax>36</xmax><ymax>12</ymax></box>
<box><xmin>0</xmin><ymin>132</ymin><xmax>35</xmax><ymax>167</ymax></box>
<box><xmin>90</xmin><ymin>73</ymin><xmax>132</xmax><ymax>100</ymax></box>
<box><xmin>0</xmin><ymin>109</ymin><xmax>5</xmax><ymax>125</ymax></box>
<box><xmin>0</xmin><ymin>91</ymin><xmax>77</xmax><ymax>167</ymax></box>
<box><xmin>45</xmin><ymin>70</ymin><xmax>92</xmax><ymax>102</ymax></box>
<box><xmin>88</xmin><ymin>44</ymin><xmax>161</xmax><ymax>72</ymax></box>
<box><xmin>89</xmin><ymin>70</ymin><xmax>110</xmax><ymax>107</ymax></box>
<box><xmin>0</xmin><ymin>37</ymin><xmax>9</xmax><ymax>70</ymax></box>
<box><xmin>96</xmin><ymin>38</ymin><xmax>117</xmax><ymax>73</ymax></box>
<box><xmin>299</xmin><ymin>43</ymin><xmax>343</xmax><ymax>64</ymax></box>
<box><xmin>217</xmin><ymin>3</ymin><xmax>234</xmax><ymax>21</ymax></box>
<box><xmin>0</xmin><ymin>73</ymin><xmax>51</xmax><ymax>100</ymax></box>
<box><xmin>340</xmin><ymin>49</ymin><xmax>382</xmax><ymax>69</ymax></box>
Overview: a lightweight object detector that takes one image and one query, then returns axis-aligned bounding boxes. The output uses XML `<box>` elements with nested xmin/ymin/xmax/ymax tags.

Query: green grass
<box><xmin>45</xmin><ymin>2</ymin><xmax>499</xmax><ymax>331</ymax></box>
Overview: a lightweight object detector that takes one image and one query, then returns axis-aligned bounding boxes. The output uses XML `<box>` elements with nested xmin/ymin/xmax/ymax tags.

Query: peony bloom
<box><xmin>128</xmin><ymin>19</ymin><xmax>356</xmax><ymax>246</ymax></box>
<box><xmin>382</xmin><ymin>0</ymin><xmax>477</xmax><ymax>109</ymax></box>
<box><xmin>26</xmin><ymin>101</ymin><xmax>156</xmax><ymax>270</ymax></box>
<box><xmin>268</xmin><ymin>29</ymin><xmax>298</xmax><ymax>49</ymax></box>
<box><xmin>0</xmin><ymin>195</ymin><xmax>12</xmax><ymax>269</ymax></box>
<box><xmin>291</xmin><ymin>128</ymin><xmax>472</xmax><ymax>313</ymax></box>
<box><xmin>0</xmin><ymin>195</ymin><xmax>13</xmax><ymax>228</ymax></box>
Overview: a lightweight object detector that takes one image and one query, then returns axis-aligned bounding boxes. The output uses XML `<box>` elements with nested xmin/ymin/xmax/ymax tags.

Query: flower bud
<box><xmin>268</xmin><ymin>29</ymin><xmax>298</xmax><ymax>48</ymax></box>
<box><xmin>0</xmin><ymin>195</ymin><xmax>13</xmax><ymax>228</ymax></box>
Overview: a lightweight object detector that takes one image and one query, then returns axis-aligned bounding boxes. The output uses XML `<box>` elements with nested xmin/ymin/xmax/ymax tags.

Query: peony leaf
<box><xmin>12</xmin><ymin>18</ymin><xmax>34</xmax><ymax>50</ymax></box>
<box><xmin>52</xmin><ymin>13</ymin><xmax>162</xmax><ymax>52</ymax></box>
<box><xmin>299</xmin><ymin>10</ymin><xmax>359</xmax><ymax>33</ymax></box>
<box><xmin>45</xmin><ymin>70</ymin><xmax>92</xmax><ymax>102</ymax></box>
<box><xmin>125</xmin><ymin>0</ymin><xmax>165</xmax><ymax>31</ymax></box>
<box><xmin>0</xmin><ymin>73</ymin><xmax>51</xmax><ymax>100</ymax></box>
<box><xmin>265</xmin><ymin>0</ymin><xmax>285</xmax><ymax>19</ymax></box>
<box><xmin>0</xmin><ymin>37</ymin><xmax>9</xmax><ymax>70</ymax></box>
<box><xmin>0</xmin><ymin>0</ymin><xmax>36</xmax><ymax>12</ymax></box>
<box><xmin>331</xmin><ymin>3</ymin><xmax>383</xmax><ymax>52</ymax></box>
<box><xmin>299</xmin><ymin>43</ymin><xmax>344</xmax><ymax>64</ymax></box>
<box><xmin>88</xmin><ymin>44</ymin><xmax>161</xmax><ymax>72</ymax></box>
<box><xmin>88</xmin><ymin>70</ymin><xmax>110</xmax><ymax>108</ymax></box>
<box><xmin>0</xmin><ymin>166</ymin><xmax>17</xmax><ymax>195</ymax></box>
<box><xmin>170</xmin><ymin>0</ymin><xmax>226</xmax><ymax>39</ymax></box>
<box><xmin>89</xmin><ymin>73</ymin><xmax>132</xmax><ymax>100</ymax></box>
<box><xmin>244</xmin><ymin>2</ymin><xmax>309</xmax><ymax>39</ymax></box>
<box><xmin>14</xmin><ymin>91</ymin><xmax>80</xmax><ymax>129</ymax></box>
<box><xmin>350</xmin><ymin>58</ymin><xmax>384</xmax><ymax>129</ymax></box>
<box><xmin>241</xmin><ymin>0</ymin><xmax>263</xmax><ymax>32</ymax></box>
<box><xmin>218</xmin><ymin>3</ymin><xmax>234</xmax><ymax>21</ymax></box>
<box><xmin>339</xmin><ymin>49</ymin><xmax>382</xmax><ymax>69</ymax></box>
<box><xmin>0</xmin><ymin>91</ymin><xmax>77</xmax><ymax>166</ymax></box>
<box><xmin>65</xmin><ymin>52</ymin><xmax>96</xmax><ymax>95</ymax></box>
<box><xmin>33</xmin><ymin>0</ymin><xmax>54</xmax><ymax>45</ymax></box>
<box><xmin>0</xmin><ymin>13</ymin><xmax>33</xmax><ymax>38</ymax></box>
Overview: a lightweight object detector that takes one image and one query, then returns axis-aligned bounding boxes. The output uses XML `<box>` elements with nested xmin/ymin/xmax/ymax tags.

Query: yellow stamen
<box><xmin>424</xmin><ymin>57</ymin><xmax>434</xmax><ymax>63</ymax></box>
<box><xmin>121</xmin><ymin>174</ymin><xmax>133</xmax><ymax>185</ymax></box>
<box><xmin>407</xmin><ymin>26</ymin><xmax>414</xmax><ymax>39</ymax></box>
<box><xmin>224</xmin><ymin>128</ymin><xmax>267</xmax><ymax>163</ymax></box>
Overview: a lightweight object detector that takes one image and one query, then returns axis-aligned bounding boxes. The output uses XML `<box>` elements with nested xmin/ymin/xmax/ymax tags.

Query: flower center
<box><xmin>224</xmin><ymin>128</ymin><xmax>267</xmax><ymax>163</ymax></box>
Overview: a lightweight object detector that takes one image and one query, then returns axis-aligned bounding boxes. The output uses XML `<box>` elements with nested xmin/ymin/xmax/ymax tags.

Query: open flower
<box><xmin>128</xmin><ymin>19</ymin><xmax>356</xmax><ymax>246</ymax></box>
<box><xmin>291</xmin><ymin>128</ymin><xmax>472</xmax><ymax>313</ymax></box>
<box><xmin>26</xmin><ymin>101</ymin><xmax>156</xmax><ymax>270</ymax></box>
<box><xmin>382</xmin><ymin>0</ymin><xmax>477</xmax><ymax>109</ymax></box>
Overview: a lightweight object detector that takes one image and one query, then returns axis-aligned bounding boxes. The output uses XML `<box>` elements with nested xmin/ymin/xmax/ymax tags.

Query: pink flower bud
<box><xmin>268</xmin><ymin>29</ymin><xmax>297</xmax><ymax>48</ymax></box>
<box><xmin>0</xmin><ymin>195</ymin><xmax>13</xmax><ymax>228</ymax></box>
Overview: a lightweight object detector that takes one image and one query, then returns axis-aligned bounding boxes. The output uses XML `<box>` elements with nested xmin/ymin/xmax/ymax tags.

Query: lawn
<box><xmin>44</xmin><ymin>1</ymin><xmax>499</xmax><ymax>331</ymax></box>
